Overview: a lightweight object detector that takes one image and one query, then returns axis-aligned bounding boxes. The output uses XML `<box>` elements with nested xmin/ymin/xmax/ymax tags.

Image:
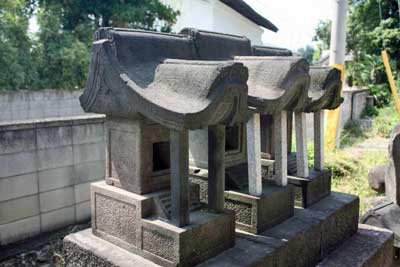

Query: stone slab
<box><xmin>63</xmin><ymin>223</ymin><xmax>390</xmax><ymax>267</ymax></box>
<box><xmin>288</xmin><ymin>169</ymin><xmax>331</xmax><ymax>208</ymax></box>
<box><xmin>64</xmin><ymin>192</ymin><xmax>360</xmax><ymax>267</ymax></box>
<box><xmin>316</xmin><ymin>224</ymin><xmax>393</xmax><ymax>267</ymax></box>
<box><xmin>225</xmin><ymin>183</ymin><xmax>294</xmax><ymax>234</ymax></box>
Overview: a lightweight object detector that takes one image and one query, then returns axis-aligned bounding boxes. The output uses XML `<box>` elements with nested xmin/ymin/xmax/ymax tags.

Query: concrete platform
<box><xmin>63</xmin><ymin>192</ymin><xmax>371</xmax><ymax>267</ymax></box>
<box><xmin>316</xmin><ymin>224</ymin><xmax>393</xmax><ymax>267</ymax></box>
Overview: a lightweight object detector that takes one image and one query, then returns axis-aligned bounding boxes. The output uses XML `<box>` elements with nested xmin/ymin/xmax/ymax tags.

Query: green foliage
<box><xmin>361</xmin><ymin>105</ymin><xmax>379</xmax><ymax>118</ymax></box>
<box><xmin>339</xmin><ymin>120</ymin><xmax>367</xmax><ymax>147</ymax></box>
<box><xmin>312</xmin><ymin>20</ymin><xmax>331</xmax><ymax>50</ymax></box>
<box><xmin>371</xmin><ymin>104</ymin><xmax>400</xmax><ymax>137</ymax></box>
<box><xmin>0</xmin><ymin>0</ymin><xmax>38</xmax><ymax>90</ymax></box>
<box><xmin>346</xmin><ymin>0</ymin><xmax>400</xmax><ymax>106</ymax></box>
<box><xmin>297</xmin><ymin>45</ymin><xmax>315</xmax><ymax>64</ymax></box>
<box><xmin>327</xmin><ymin>149</ymin><xmax>386</xmax><ymax>213</ymax></box>
<box><xmin>312</xmin><ymin>20</ymin><xmax>331</xmax><ymax>62</ymax></box>
<box><xmin>0</xmin><ymin>0</ymin><xmax>179</xmax><ymax>90</ymax></box>
<box><xmin>346</xmin><ymin>54</ymin><xmax>394</xmax><ymax>107</ymax></box>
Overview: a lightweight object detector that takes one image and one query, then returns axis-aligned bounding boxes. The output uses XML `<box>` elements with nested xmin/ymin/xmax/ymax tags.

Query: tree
<box><xmin>30</xmin><ymin>0</ymin><xmax>179</xmax><ymax>90</ymax></box>
<box><xmin>297</xmin><ymin>45</ymin><xmax>315</xmax><ymax>64</ymax></box>
<box><xmin>0</xmin><ymin>0</ymin><xmax>37</xmax><ymax>90</ymax></box>
<box><xmin>313</xmin><ymin>20</ymin><xmax>331</xmax><ymax>50</ymax></box>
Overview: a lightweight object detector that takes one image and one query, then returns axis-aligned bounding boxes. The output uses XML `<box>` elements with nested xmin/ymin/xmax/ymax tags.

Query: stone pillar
<box><xmin>295</xmin><ymin>112</ymin><xmax>309</xmax><ymax>177</ymax></box>
<box><xmin>287</xmin><ymin>112</ymin><xmax>293</xmax><ymax>153</ymax></box>
<box><xmin>246</xmin><ymin>113</ymin><xmax>262</xmax><ymax>196</ymax></box>
<box><xmin>273</xmin><ymin>111</ymin><xmax>287</xmax><ymax>186</ymax></box>
<box><xmin>208</xmin><ymin>125</ymin><xmax>225</xmax><ymax>213</ymax></box>
<box><xmin>314</xmin><ymin>110</ymin><xmax>325</xmax><ymax>171</ymax></box>
<box><xmin>170</xmin><ymin>129</ymin><xmax>190</xmax><ymax>227</ymax></box>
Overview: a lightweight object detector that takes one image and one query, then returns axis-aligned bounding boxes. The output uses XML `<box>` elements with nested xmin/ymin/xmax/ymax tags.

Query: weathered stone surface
<box><xmin>368</xmin><ymin>164</ymin><xmax>386</xmax><ymax>193</ymax></box>
<box><xmin>89</xmin><ymin>181</ymin><xmax>234</xmax><ymax>267</ymax></box>
<box><xmin>316</xmin><ymin>224</ymin><xmax>393</xmax><ymax>267</ymax></box>
<box><xmin>289</xmin><ymin>169</ymin><xmax>331</xmax><ymax>208</ymax></box>
<box><xmin>225</xmin><ymin>183</ymin><xmax>294</xmax><ymax>233</ymax></box>
<box><xmin>361</xmin><ymin>201</ymin><xmax>400</xmax><ymax>248</ymax></box>
<box><xmin>235</xmin><ymin>56</ymin><xmax>310</xmax><ymax>113</ymax></box>
<box><xmin>91</xmin><ymin>181</ymin><xmax>153</xmax><ymax>249</ymax></box>
<box><xmin>63</xmin><ymin>192</ymin><xmax>369</xmax><ymax>267</ymax></box>
<box><xmin>64</xmin><ymin>229</ymin><xmax>158</xmax><ymax>267</ymax></box>
<box><xmin>385</xmin><ymin>124</ymin><xmax>400</xmax><ymax>204</ymax></box>
<box><xmin>304</xmin><ymin>67</ymin><xmax>343</xmax><ymax>113</ymax></box>
<box><xmin>80</xmin><ymin>28</ymin><xmax>249</xmax><ymax>131</ymax></box>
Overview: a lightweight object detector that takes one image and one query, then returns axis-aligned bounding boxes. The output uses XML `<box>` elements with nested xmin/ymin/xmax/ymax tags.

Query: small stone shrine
<box><xmin>287</xmin><ymin>66</ymin><xmax>344</xmax><ymax>208</ymax></box>
<box><xmin>63</xmin><ymin>28</ymin><xmax>394</xmax><ymax>267</ymax></box>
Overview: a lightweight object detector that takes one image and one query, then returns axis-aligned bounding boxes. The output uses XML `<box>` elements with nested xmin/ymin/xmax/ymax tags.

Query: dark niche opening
<box><xmin>225</xmin><ymin>124</ymin><xmax>240</xmax><ymax>152</ymax></box>
<box><xmin>153</xmin><ymin>142</ymin><xmax>170</xmax><ymax>172</ymax></box>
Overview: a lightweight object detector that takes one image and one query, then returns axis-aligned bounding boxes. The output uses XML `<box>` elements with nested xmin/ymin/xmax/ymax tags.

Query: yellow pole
<box><xmin>381</xmin><ymin>50</ymin><xmax>400</xmax><ymax>115</ymax></box>
<box><xmin>325</xmin><ymin>64</ymin><xmax>345</xmax><ymax>149</ymax></box>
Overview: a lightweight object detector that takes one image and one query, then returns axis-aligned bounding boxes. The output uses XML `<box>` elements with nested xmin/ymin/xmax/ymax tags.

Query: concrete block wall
<box><xmin>0</xmin><ymin>89</ymin><xmax>85</xmax><ymax>122</ymax></box>
<box><xmin>304</xmin><ymin>87</ymin><xmax>370</xmax><ymax>140</ymax></box>
<box><xmin>0</xmin><ymin>115</ymin><xmax>105</xmax><ymax>245</ymax></box>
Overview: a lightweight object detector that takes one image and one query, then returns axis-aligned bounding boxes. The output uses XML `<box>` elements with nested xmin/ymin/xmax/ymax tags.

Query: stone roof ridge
<box><xmin>235</xmin><ymin>56</ymin><xmax>311</xmax><ymax>113</ymax></box>
<box><xmin>180</xmin><ymin>28</ymin><xmax>252</xmax><ymax>60</ymax></box>
<box><xmin>80</xmin><ymin>27</ymin><xmax>249</xmax><ymax>130</ymax></box>
<box><xmin>304</xmin><ymin>67</ymin><xmax>343</xmax><ymax>112</ymax></box>
<box><xmin>252</xmin><ymin>45</ymin><xmax>293</xmax><ymax>57</ymax></box>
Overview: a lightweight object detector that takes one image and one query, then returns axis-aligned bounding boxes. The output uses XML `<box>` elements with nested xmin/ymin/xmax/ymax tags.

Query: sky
<box><xmin>244</xmin><ymin>0</ymin><xmax>333</xmax><ymax>51</ymax></box>
<box><xmin>29</xmin><ymin>0</ymin><xmax>333</xmax><ymax>51</ymax></box>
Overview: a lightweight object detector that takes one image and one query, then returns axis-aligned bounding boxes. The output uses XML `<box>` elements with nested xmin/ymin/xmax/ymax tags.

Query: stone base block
<box><xmin>316</xmin><ymin>224</ymin><xmax>393</xmax><ymax>267</ymax></box>
<box><xmin>90</xmin><ymin>181</ymin><xmax>234</xmax><ymax>267</ymax></box>
<box><xmin>139</xmin><ymin>211</ymin><xmax>235</xmax><ymax>267</ymax></box>
<box><xmin>288</xmin><ymin>169</ymin><xmax>331</xmax><ymax>208</ymax></box>
<box><xmin>225</xmin><ymin>183</ymin><xmax>294</xmax><ymax>234</ymax></box>
<box><xmin>64</xmin><ymin>192</ymin><xmax>363</xmax><ymax>267</ymax></box>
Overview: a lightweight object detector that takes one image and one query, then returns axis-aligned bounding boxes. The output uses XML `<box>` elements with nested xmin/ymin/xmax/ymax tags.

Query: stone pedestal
<box><xmin>189</xmin><ymin>168</ymin><xmax>294</xmax><ymax>234</ymax></box>
<box><xmin>288</xmin><ymin>169</ymin><xmax>331</xmax><ymax>208</ymax></box>
<box><xmin>225</xmin><ymin>183</ymin><xmax>294</xmax><ymax>234</ymax></box>
<box><xmin>89</xmin><ymin>181</ymin><xmax>235</xmax><ymax>267</ymax></box>
<box><xmin>64</xmin><ymin>192</ymin><xmax>393</xmax><ymax>267</ymax></box>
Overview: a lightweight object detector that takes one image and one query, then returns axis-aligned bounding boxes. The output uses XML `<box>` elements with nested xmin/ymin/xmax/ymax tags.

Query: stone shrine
<box><xmin>63</xmin><ymin>27</ymin><xmax>394</xmax><ymax>267</ymax></box>
<box><xmin>287</xmin><ymin>66</ymin><xmax>344</xmax><ymax>208</ymax></box>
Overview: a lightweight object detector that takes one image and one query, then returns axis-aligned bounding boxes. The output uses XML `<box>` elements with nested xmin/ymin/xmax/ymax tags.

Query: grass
<box><xmin>327</xmin><ymin>149</ymin><xmax>386</xmax><ymax>213</ymax></box>
<box><xmin>338</xmin><ymin>104</ymin><xmax>399</xmax><ymax>148</ymax></box>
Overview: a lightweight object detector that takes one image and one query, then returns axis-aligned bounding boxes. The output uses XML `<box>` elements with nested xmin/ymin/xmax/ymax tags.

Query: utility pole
<box><xmin>326</xmin><ymin>0</ymin><xmax>347</xmax><ymax>149</ymax></box>
<box><xmin>329</xmin><ymin>0</ymin><xmax>347</xmax><ymax>67</ymax></box>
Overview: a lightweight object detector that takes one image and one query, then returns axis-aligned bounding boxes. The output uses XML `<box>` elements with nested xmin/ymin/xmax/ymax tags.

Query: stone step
<box><xmin>316</xmin><ymin>224</ymin><xmax>393</xmax><ymax>267</ymax></box>
<box><xmin>64</xmin><ymin>192</ymin><xmax>367</xmax><ymax>267</ymax></box>
<box><xmin>200</xmin><ymin>192</ymin><xmax>360</xmax><ymax>267</ymax></box>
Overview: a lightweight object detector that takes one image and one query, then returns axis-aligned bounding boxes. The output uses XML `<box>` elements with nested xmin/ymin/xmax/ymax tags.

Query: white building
<box><xmin>162</xmin><ymin>0</ymin><xmax>277</xmax><ymax>45</ymax></box>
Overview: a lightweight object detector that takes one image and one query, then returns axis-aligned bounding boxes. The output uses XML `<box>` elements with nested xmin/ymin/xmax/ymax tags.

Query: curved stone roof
<box><xmin>304</xmin><ymin>67</ymin><xmax>343</xmax><ymax>112</ymax></box>
<box><xmin>235</xmin><ymin>56</ymin><xmax>311</xmax><ymax>113</ymax></box>
<box><xmin>80</xmin><ymin>28</ymin><xmax>249</xmax><ymax>130</ymax></box>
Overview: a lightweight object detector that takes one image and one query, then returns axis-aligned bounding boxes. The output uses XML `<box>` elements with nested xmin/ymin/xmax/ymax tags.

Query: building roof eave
<box><xmin>219</xmin><ymin>0</ymin><xmax>278</xmax><ymax>32</ymax></box>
